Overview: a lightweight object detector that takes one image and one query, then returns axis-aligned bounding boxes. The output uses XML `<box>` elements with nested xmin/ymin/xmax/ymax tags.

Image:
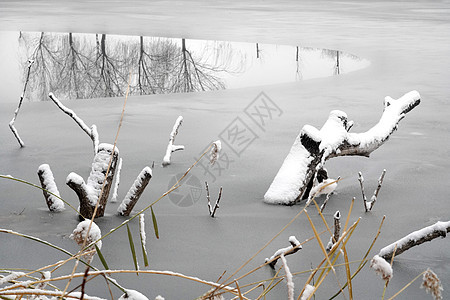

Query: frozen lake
<box><xmin>1</xmin><ymin>1</ymin><xmax>450</xmax><ymax>299</ymax></box>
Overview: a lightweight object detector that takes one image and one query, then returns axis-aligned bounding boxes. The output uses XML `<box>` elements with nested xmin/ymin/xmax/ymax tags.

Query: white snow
<box><xmin>118</xmin><ymin>289</ymin><xmax>149</xmax><ymax>300</ymax></box>
<box><xmin>280</xmin><ymin>254</ymin><xmax>294</xmax><ymax>300</ymax></box>
<box><xmin>118</xmin><ymin>167</ymin><xmax>152</xmax><ymax>215</ymax></box>
<box><xmin>38</xmin><ymin>164</ymin><xmax>64</xmax><ymax>212</ymax></box>
<box><xmin>370</xmin><ymin>255</ymin><xmax>393</xmax><ymax>281</ymax></box>
<box><xmin>379</xmin><ymin>221</ymin><xmax>450</xmax><ymax>259</ymax></box>
<box><xmin>69</xmin><ymin>220</ymin><xmax>102</xmax><ymax>250</ymax></box>
<box><xmin>264</xmin><ymin>132</ymin><xmax>314</xmax><ymax>204</ymax></box>
<box><xmin>154</xmin><ymin>296</ymin><xmax>165</xmax><ymax>300</ymax></box>
<box><xmin>139</xmin><ymin>214</ymin><xmax>147</xmax><ymax>256</ymax></box>
<box><xmin>300</xmin><ymin>284</ymin><xmax>315</xmax><ymax>300</ymax></box>
<box><xmin>111</xmin><ymin>157</ymin><xmax>123</xmax><ymax>203</ymax></box>
<box><xmin>0</xmin><ymin>271</ymin><xmax>25</xmax><ymax>285</ymax></box>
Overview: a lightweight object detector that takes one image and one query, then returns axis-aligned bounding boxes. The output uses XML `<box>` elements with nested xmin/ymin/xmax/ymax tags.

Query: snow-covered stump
<box><xmin>264</xmin><ymin>91</ymin><xmax>420</xmax><ymax>205</ymax></box>
<box><xmin>48</xmin><ymin>92</ymin><xmax>100</xmax><ymax>155</ymax></box>
<box><xmin>378</xmin><ymin>221</ymin><xmax>450</xmax><ymax>262</ymax></box>
<box><xmin>9</xmin><ymin>60</ymin><xmax>34</xmax><ymax>148</ymax></box>
<box><xmin>37</xmin><ymin>164</ymin><xmax>64</xmax><ymax>212</ymax></box>
<box><xmin>162</xmin><ymin>116</ymin><xmax>184</xmax><ymax>166</ymax></box>
<box><xmin>118</xmin><ymin>167</ymin><xmax>152</xmax><ymax>216</ymax></box>
<box><xmin>265</xmin><ymin>236</ymin><xmax>302</xmax><ymax>268</ymax></box>
<box><xmin>66</xmin><ymin>144</ymin><xmax>119</xmax><ymax>219</ymax></box>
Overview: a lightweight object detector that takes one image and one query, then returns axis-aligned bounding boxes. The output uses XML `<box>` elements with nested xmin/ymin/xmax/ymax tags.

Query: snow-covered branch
<box><xmin>9</xmin><ymin>60</ymin><xmax>34</xmax><ymax>147</ymax></box>
<box><xmin>37</xmin><ymin>164</ymin><xmax>64</xmax><ymax>212</ymax></box>
<box><xmin>205</xmin><ymin>181</ymin><xmax>223</xmax><ymax>217</ymax></box>
<box><xmin>265</xmin><ymin>236</ymin><xmax>302</xmax><ymax>268</ymax></box>
<box><xmin>118</xmin><ymin>167</ymin><xmax>152</xmax><ymax>216</ymax></box>
<box><xmin>162</xmin><ymin>116</ymin><xmax>184</xmax><ymax>166</ymax></box>
<box><xmin>66</xmin><ymin>143</ymin><xmax>119</xmax><ymax>219</ymax></box>
<box><xmin>326</xmin><ymin>211</ymin><xmax>341</xmax><ymax>252</ymax></box>
<box><xmin>48</xmin><ymin>92</ymin><xmax>100</xmax><ymax>154</ymax></box>
<box><xmin>378</xmin><ymin>221</ymin><xmax>450</xmax><ymax>262</ymax></box>
<box><xmin>264</xmin><ymin>91</ymin><xmax>420</xmax><ymax>205</ymax></box>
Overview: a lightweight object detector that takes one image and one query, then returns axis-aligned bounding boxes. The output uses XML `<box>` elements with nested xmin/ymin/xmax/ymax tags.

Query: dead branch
<box><xmin>9</xmin><ymin>59</ymin><xmax>34</xmax><ymax>147</ymax></box>
<box><xmin>162</xmin><ymin>116</ymin><xmax>184</xmax><ymax>166</ymax></box>
<box><xmin>265</xmin><ymin>236</ymin><xmax>302</xmax><ymax>268</ymax></box>
<box><xmin>359</xmin><ymin>169</ymin><xmax>386</xmax><ymax>212</ymax></box>
<box><xmin>326</xmin><ymin>211</ymin><xmax>341</xmax><ymax>252</ymax></box>
<box><xmin>264</xmin><ymin>91</ymin><xmax>420</xmax><ymax>205</ymax></box>
<box><xmin>205</xmin><ymin>182</ymin><xmax>223</xmax><ymax>217</ymax></box>
<box><xmin>48</xmin><ymin>92</ymin><xmax>99</xmax><ymax>154</ymax></box>
<box><xmin>118</xmin><ymin>166</ymin><xmax>152</xmax><ymax>216</ymax></box>
<box><xmin>379</xmin><ymin>221</ymin><xmax>450</xmax><ymax>261</ymax></box>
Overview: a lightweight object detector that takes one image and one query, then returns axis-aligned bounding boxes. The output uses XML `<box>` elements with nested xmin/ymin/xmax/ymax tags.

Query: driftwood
<box><xmin>118</xmin><ymin>167</ymin><xmax>152</xmax><ymax>216</ymax></box>
<box><xmin>264</xmin><ymin>91</ymin><xmax>420</xmax><ymax>205</ymax></box>
<box><xmin>205</xmin><ymin>182</ymin><xmax>222</xmax><ymax>217</ymax></box>
<box><xmin>162</xmin><ymin>116</ymin><xmax>184</xmax><ymax>166</ymax></box>
<box><xmin>66</xmin><ymin>143</ymin><xmax>119</xmax><ymax>219</ymax></box>
<box><xmin>9</xmin><ymin>60</ymin><xmax>34</xmax><ymax>147</ymax></box>
<box><xmin>48</xmin><ymin>92</ymin><xmax>99</xmax><ymax>154</ymax></box>
<box><xmin>379</xmin><ymin>221</ymin><xmax>450</xmax><ymax>262</ymax></box>
<box><xmin>37</xmin><ymin>164</ymin><xmax>64</xmax><ymax>212</ymax></box>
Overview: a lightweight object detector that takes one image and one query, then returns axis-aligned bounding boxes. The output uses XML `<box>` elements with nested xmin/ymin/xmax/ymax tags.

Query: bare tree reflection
<box><xmin>20</xmin><ymin>32</ymin><xmax>60</xmax><ymax>101</ymax></box>
<box><xmin>19</xmin><ymin>32</ymin><xmax>242</xmax><ymax>101</ymax></box>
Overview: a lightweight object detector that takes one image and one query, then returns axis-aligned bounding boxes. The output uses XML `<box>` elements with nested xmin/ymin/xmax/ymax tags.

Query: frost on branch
<box><xmin>162</xmin><ymin>116</ymin><xmax>184</xmax><ymax>166</ymax></box>
<box><xmin>70</xmin><ymin>220</ymin><xmax>102</xmax><ymax>260</ymax></box>
<box><xmin>37</xmin><ymin>164</ymin><xmax>64</xmax><ymax>212</ymax></box>
<box><xmin>205</xmin><ymin>181</ymin><xmax>223</xmax><ymax>217</ymax></box>
<box><xmin>265</xmin><ymin>236</ymin><xmax>302</xmax><ymax>268</ymax></box>
<box><xmin>66</xmin><ymin>143</ymin><xmax>119</xmax><ymax>219</ymax></box>
<box><xmin>264</xmin><ymin>91</ymin><xmax>420</xmax><ymax>205</ymax></box>
<box><xmin>49</xmin><ymin>92</ymin><xmax>100</xmax><ymax>155</ymax></box>
<box><xmin>118</xmin><ymin>166</ymin><xmax>152</xmax><ymax>216</ymax></box>
<box><xmin>378</xmin><ymin>220</ymin><xmax>450</xmax><ymax>262</ymax></box>
<box><xmin>370</xmin><ymin>255</ymin><xmax>393</xmax><ymax>282</ymax></box>
<box><xmin>300</xmin><ymin>284</ymin><xmax>315</xmax><ymax>300</ymax></box>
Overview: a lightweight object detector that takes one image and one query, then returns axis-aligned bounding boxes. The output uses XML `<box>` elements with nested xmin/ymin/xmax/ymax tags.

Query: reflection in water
<box><xmin>18</xmin><ymin>32</ymin><xmax>370</xmax><ymax>101</ymax></box>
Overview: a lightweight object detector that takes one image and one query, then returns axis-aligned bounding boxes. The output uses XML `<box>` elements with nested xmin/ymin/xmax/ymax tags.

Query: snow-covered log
<box><xmin>378</xmin><ymin>221</ymin><xmax>450</xmax><ymax>262</ymax></box>
<box><xmin>118</xmin><ymin>167</ymin><xmax>152</xmax><ymax>216</ymax></box>
<box><xmin>265</xmin><ymin>236</ymin><xmax>302</xmax><ymax>268</ymax></box>
<box><xmin>67</xmin><ymin>143</ymin><xmax>119</xmax><ymax>219</ymax></box>
<box><xmin>37</xmin><ymin>164</ymin><xmax>64</xmax><ymax>212</ymax></box>
<box><xmin>9</xmin><ymin>60</ymin><xmax>34</xmax><ymax>147</ymax></box>
<box><xmin>48</xmin><ymin>92</ymin><xmax>100</xmax><ymax>155</ymax></box>
<box><xmin>264</xmin><ymin>91</ymin><xmax>420</xmax><ymax>205</ymax></box>
<box><xmin>162</xmin><ymin>116</ymin><xmax>184</xmax><ymax>166</ymax></box>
